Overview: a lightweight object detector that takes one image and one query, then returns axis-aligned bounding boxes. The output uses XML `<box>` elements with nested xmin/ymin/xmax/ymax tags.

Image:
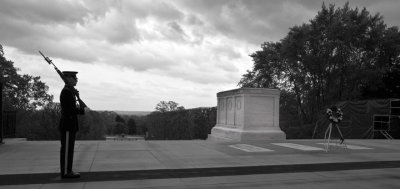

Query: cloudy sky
<box><xmin>1</xmin><ymin>0</ymin><xmax>399</xmax><ymax>111</ymax></box>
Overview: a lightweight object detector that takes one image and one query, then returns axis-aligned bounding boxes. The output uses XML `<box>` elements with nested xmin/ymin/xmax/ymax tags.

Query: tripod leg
<box><xmin>335</xmin><ymin>123</ymin><xmax>345</xmax><ymax>144</ymax></box>
<box><xmin>324</xmin><ymin>124</ymin><xmax>329</xmax><ymax>151</ymax></box>
<box><xmin>334</xmin><ymin>124</ymin><xmax>347</xmax><ymax>149</ymax></box>
<box><xmin>327</xmin><ymin>124</ymin><xmax>332</xmax><ymax>151</ymax></box>
<box><xmin>324</xmin><ymin>126</ymin><xmax>328</xmax><ymax>141</ymax></box>
<box><xmin>324</xmin><ymin>123</ymin><xmax>332</xmax><ymax>152</ymax></box>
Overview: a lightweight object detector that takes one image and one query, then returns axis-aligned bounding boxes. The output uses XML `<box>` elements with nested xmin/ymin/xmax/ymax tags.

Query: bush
<box><xmin>145</xmin><ymin>107</ymin><xmax>216</xmax><ymax>140</ymax></box>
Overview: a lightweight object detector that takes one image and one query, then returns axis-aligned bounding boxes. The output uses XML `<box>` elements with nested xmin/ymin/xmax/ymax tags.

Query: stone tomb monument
<box><xmin>208</xmin><ymin>88</ymin><xmax>286</xmax><ymax>141</ymax></box>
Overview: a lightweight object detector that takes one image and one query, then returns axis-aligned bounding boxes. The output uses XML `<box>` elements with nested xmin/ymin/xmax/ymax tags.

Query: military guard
<box><xmin>59</xmin><ymin>71</ymin><xmax>85</xmax><ymax>179</ymax></box>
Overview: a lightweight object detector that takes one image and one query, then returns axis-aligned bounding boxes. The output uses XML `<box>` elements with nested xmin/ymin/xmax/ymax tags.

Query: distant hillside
<box><xmin>113</xmin><ymin>110</ymin><xmax>152</xmax><ymax>116</ymax></box>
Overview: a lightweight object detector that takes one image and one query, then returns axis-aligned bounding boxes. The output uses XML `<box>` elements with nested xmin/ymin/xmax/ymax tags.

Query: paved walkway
<box><xmin>0</xmin><ymin>139</ymin><xmax>400</xmax><ymax>188</ymax></box>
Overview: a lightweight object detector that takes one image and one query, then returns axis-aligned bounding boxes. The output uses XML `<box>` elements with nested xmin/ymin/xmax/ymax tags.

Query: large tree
<box><xmin>239</xmin><ymin>3</ymin><xmax>400</xmax><ymax>124</ymax></box>
<box><xmin>1</xmin><ymin>45</ymin><xmax>53</xmax><ymax>110</ymax></box>
<box><xmin>155</xmin><ymin>101</ymin><xmax>185</xmax><ymax>112</ymax></box>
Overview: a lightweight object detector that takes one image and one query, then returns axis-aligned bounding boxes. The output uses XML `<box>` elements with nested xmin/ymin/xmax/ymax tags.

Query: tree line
<box><xmin>14</xmin><ymin>103</ymin><xmax>216</xmax><ymax>140</ymax></box>
<box><xmin>239</xmin><ymin>3</ymin><xmax>400</xmax><ymax>138</ymax></box>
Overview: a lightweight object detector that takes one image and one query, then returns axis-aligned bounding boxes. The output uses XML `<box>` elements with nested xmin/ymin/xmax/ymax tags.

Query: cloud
<box><xmin>85</xmin><ymin>8</ymin><xmax>141</xmax><ymax>44</ymax></box>
<box><xmin>106</xmin><ymin>39</ymin><xmax>245</xmax><ymax>85</ymax></box>
<box><xmin>122</xmin><ymin>0</ymin><xmax>183</xmax><ymax>21</ymax></box>
<box><xmin>165</xmin><ymin>21</ymin><xmax>188</xmax><ymax>42</ymax></box>
<box><xmin>175</xmin><ymin>0</ymin><xmax>400</xmax><ymax>45</ymax></box>
<box><xmin>174</xmin><ymin>0</ymin><xmax>314</xmax><ymax>44</ymax></box>
<box><xmin>0</xmin><ymin>0</ymin><xmax>107</xmax><ymax>61</ymax></box>
<box><xmin>0</xmin><ymin>0</ymin><xmax>91</xmax><ymax>25</ymax></box>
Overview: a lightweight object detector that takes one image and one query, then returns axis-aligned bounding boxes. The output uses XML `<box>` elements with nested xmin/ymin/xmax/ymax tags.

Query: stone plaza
<box><xmin>1</xmin><ymin>138</ymin><xmax>400</xmax><ymax>188</ymax></box>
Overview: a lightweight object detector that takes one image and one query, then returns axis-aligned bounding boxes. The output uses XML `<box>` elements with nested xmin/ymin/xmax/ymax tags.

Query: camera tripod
<box><xmin>324</xmin><ymin>122</ymin><xmax>347</xmax><ymax>152</ymax></box>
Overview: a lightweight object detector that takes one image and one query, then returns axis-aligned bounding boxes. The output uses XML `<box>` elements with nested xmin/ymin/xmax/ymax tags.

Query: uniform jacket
<box><xmin>59</xmin><ymin>86</ymin><xmax>84</xmax><ymax>132</ymax></box>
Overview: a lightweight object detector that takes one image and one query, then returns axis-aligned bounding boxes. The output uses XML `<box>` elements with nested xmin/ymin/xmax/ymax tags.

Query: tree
<box><xmin>155</xmin><ymin>101</ymin><xmax>185</xmax><ymax>112</ymax></box>
<box><xmin>113</xmin><ymin>122</ymin><xmax>128</xmax><ymax>135</ymax></box>
<box><xmin>115</xmin><ymin>115</ymin><xmax>125</xmax><ymax>123</ymax></box>
<box><xmin>127</xmin><ymin>118</ymin><xmax>137</xmax><ymax>135</ymax></box>
<box><xmin>113</xmin><ymin>115</ymin><xmax>127</xmax><ymax>135</ymax></box>
<box><xmin>239</xmin><ymin>2</ymin><xmax>400</xmax><ymax>127</ymax></box>
<box><xmin>0</xmin><ymin>46</ymin><xmax>53</xmax><ymax>110</ymax></box>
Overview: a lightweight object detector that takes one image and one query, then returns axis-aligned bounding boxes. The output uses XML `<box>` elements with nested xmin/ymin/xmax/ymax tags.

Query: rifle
<box><xmin>39</xmin><ymin>51</ymin><xmax>88</xmax><ymax>108</ymax></box>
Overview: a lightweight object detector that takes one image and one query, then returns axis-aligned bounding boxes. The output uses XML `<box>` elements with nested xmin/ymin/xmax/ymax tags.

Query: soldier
<box><xmin>59</xmin><ymin>71</ymin><xmax>85</xmax><ymax>179</ymax></box>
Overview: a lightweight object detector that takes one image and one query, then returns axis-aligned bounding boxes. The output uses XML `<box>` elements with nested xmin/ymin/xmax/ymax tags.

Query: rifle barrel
<box><xmin>38</xmin><ymin>50</ymin><xmax>88</xmax><ymax>108</ymax></box>
<box><xmin>39</xmin><ymin>51</ymin><xmax>53</xmax><ymax>65</ymax></box>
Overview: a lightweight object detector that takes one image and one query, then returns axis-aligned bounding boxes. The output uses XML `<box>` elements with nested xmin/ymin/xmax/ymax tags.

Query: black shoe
<box><xmin>61</xmin><ymin>172</ymin><xmax>80</xmax><ymax>179</ymax></box>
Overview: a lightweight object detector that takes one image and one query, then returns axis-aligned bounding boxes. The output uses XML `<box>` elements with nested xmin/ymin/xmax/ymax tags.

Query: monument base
<box><xmin>208</xmin><ymin>125</ymin><xmax>286</xmax><ymax>142</ymax></box>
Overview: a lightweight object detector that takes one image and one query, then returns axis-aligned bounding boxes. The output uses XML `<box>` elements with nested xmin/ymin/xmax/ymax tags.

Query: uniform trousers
<box><xmin>60</xmin><ymin>130</ymin><xmax>76</xmax><ymax>176</ymax></box>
